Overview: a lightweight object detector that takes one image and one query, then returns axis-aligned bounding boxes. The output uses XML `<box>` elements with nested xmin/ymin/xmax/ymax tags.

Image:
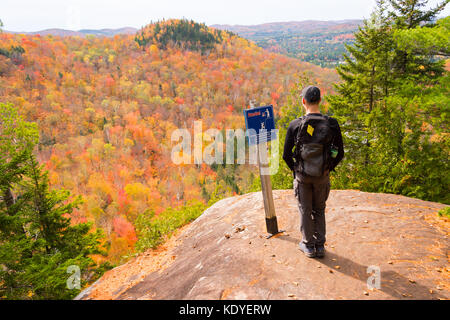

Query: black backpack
<box><xmin>293</xmin><ymin>114</ymin><xmax>334</xmax><ymax>177</ymax></box>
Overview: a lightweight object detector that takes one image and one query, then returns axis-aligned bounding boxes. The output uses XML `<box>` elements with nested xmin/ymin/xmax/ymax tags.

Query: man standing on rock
<box><xmin>283</xmin><ymin>85</ymin><xmax>344</xmax><ymax>258</ymax></box>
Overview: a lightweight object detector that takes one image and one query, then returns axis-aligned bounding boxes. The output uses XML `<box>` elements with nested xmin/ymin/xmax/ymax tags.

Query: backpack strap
<box><xmin>322</xmin><ymin>115</ymin><xmax>335</xmax><ymax>146</ymax></box>
<box><xmin>294</xmin><ymin>115</ymin><xmax>306</xmax><ymax>148</ymax></box>
<box><xmin>293</xmin><ymin>116</ymin><xmax>306</xmax><ymax>173</ymax></box>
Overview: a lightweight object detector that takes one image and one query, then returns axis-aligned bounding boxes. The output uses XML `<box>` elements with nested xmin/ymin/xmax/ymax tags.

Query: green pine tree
<box><xmin>0</xmin><ymin>103</ymin><xmax>109</xmax><ymax>299</ymax></box>
<box><xmin>328</xmin><ymin>0</ymin><xmax>394</xmax><ymax>190</ymax></box>
<box><xmin>388</xmin><ymin>0</ymin><xmax>449</xmax><ymax>29</ymax></box>
<box><xmin>328</xmin><ymin>0</ymin><xmax>449</xmax><ymax>202</ymax></box>
<box><xmin>388</xmin><ymin>0</ymin><xmax>449</xmax><ymax>78</ymax></box>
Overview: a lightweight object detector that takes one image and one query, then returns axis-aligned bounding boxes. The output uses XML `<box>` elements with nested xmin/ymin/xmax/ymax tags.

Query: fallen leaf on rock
<box><xmin>402</xmin><ymin>293</ymin><xmax>412</xmax><ymax>297</ymax></box>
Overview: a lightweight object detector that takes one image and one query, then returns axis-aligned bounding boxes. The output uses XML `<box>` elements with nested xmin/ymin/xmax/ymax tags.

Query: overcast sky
<box><xmin>2</xmin><ymin>0</ymin><xmax>449</xmax><ymax>32</ymax></box>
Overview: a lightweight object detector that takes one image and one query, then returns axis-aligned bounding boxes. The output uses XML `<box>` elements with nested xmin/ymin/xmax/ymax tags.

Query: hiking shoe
<box><xmin>298</xmin><ymin>242</ymin><xmax>316</xmax><ymax>258</ymax></box>
<box><xmin>315</xmin><ymin>244</ymin><xmax>325</xmax><ymax>258</ymax></box>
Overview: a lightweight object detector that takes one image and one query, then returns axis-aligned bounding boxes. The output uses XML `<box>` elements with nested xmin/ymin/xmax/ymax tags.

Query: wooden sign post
<box><xmin>257</xmin><ymin>142</ymin><xmax>279</xmax><ymax>236</ymax></box>
<box><xmin>244</xmin><ymin>105</ymin><xmax>283</xmax><ymax>238</ymax></box>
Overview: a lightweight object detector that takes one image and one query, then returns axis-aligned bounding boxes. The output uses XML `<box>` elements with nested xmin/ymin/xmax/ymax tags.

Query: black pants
<box><xmin>293</xmin><ymin>173</ymin><xmax>330</xmax><ymax>248</ymax></box>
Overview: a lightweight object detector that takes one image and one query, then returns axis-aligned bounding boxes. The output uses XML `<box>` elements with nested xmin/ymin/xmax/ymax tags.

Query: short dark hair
<box><xmin>301</xmin><ymin>85</ymin><xmax>321</xmax><ymax>104</ymax></box>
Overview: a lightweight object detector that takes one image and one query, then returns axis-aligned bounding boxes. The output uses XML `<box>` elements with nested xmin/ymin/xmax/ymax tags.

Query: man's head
<box><xmin>301</xmin><ymin>85</ymin><xmax>321</xmax><ymax>108</ymax></box>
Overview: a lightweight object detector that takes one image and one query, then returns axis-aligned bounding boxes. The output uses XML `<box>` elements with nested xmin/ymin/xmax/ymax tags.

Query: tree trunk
<box><xmin>4</xmin><ymin>188</ymin><xmax>15</xmax><ymax>209</ymax></box>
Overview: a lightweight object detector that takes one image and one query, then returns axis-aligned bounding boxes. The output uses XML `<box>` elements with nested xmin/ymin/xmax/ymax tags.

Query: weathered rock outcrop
<box><xmin>76</xmin><ymin>190</ymin><xmax>449</xmax><ymax>300</ymax></box>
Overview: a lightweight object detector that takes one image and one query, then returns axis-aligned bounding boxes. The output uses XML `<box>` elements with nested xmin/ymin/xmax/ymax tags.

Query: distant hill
<box><xmin>212</xmin><ymin>20</ymin><xmax>363</xmax><ymax>68</ymax></box>
<box><xmin>78</xmin><ymin>27</ymin><xmax>138</xmax><ymax>36</ymax></box>
<box><xmin>212</xmin><ymin>20</ymin><xmax>362</xmax><ymax>34</ymax></box>
<box><xmin>5</xmin><ymin>20</ymin><xmax>362</xmax><ymax>67</ymax></box>
<box><xmin>5</xmin><ymin>27</ymin><xmax>138</xmax><ymax>37</ymax></box>
<box><xmin>135</xmin><ymin>19</ymin><xmax>235</xmax><ymax>53</ymax></box>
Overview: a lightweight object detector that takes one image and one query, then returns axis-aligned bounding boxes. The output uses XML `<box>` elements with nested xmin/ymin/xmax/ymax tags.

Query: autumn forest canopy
<box><xmin>0</xmin><ymin>0</ymin><xmax>449</xmax><ymax>299</ymax></box>
<box><xmin>135</xmin><ymin>20</ymin><xmax>236</xmax><ymax>52</ymax></box>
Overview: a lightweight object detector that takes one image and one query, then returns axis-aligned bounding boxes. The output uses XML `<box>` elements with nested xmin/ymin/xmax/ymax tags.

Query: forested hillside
<box><xmin>213</xmin><ymin>20</ymin><xmax>362</xmax><ymax>68</ymax></box>
<box><xmin>1</xmin><ymin>0</ymin><xmax>448</xmax><ymax>300</ymax></box>
<box><xmin>0</xmin><ymin>19</ymin><xmax>338</xmax><ymax>270</ymax></box>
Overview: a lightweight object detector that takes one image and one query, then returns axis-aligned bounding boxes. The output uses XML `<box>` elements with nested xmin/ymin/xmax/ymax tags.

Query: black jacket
<box><xmin>282</xmin><ymin>113</ymin><xmax>344</xmax><ymax>173</ymax></box>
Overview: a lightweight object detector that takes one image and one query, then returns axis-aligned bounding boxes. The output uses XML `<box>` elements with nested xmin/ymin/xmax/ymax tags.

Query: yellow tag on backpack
<box><xmin>307</xmin><ymin>124</ymin><xmax>314</xmax><ymax>136</ymax></box>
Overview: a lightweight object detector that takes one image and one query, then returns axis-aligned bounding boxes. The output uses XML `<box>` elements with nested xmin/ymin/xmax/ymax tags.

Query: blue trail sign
<box><xmin>243</xmin><ymin>105</ymin><xmax>276</xmax><ymax>145</ymax></box>
<box><xmin>243</xmin><ymin>104</ymin><xmax>282</xmax><ymax>237</ymax></box>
